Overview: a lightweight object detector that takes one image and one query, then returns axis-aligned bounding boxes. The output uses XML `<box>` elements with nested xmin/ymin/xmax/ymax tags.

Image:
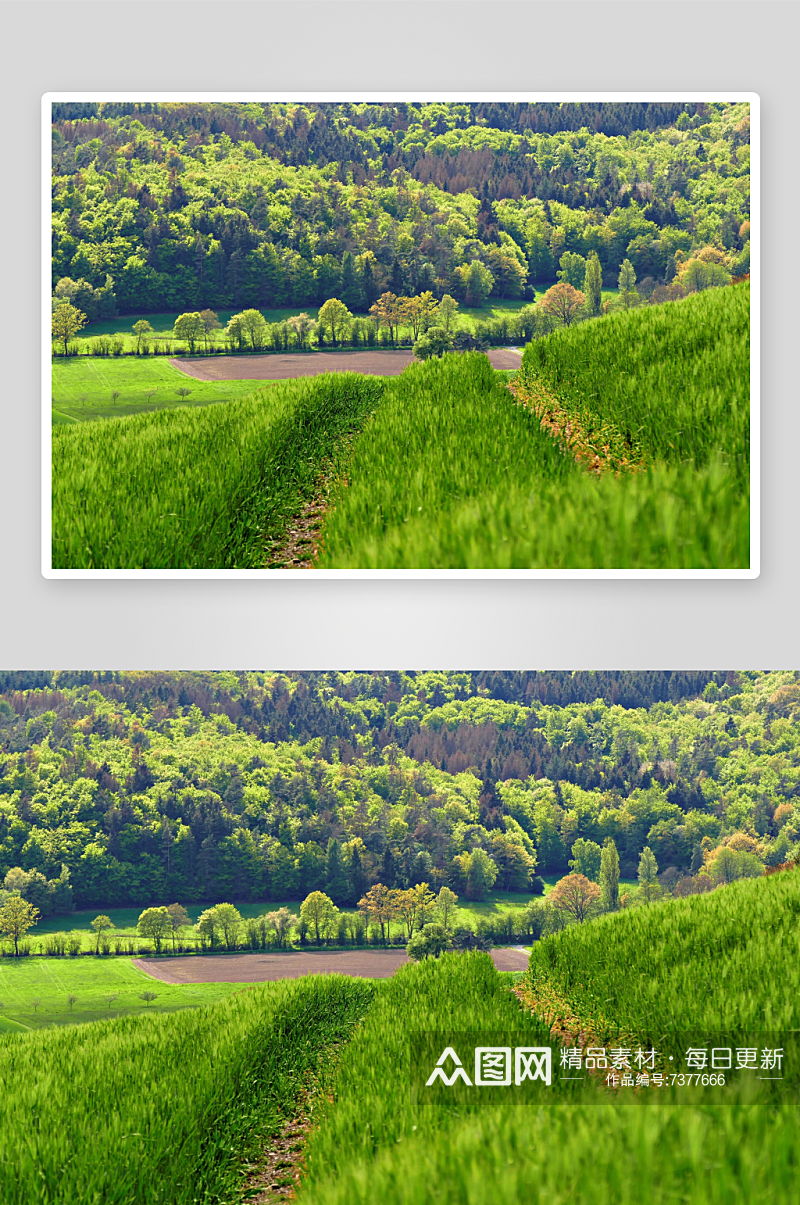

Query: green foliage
<box><xmin>0</xmin><ymin>973</ymin><xmax>371</xmax><ymax>1202</ymax></box>
<box><xmin>406</xmin><ymin>922</ymin><xmax>448</xmax><ymax>960</ymax></box>
<box><xmin>51</xmin><ymin>102</ymin><xmax>750</xmax><ymax>315</ymax></box>
<box><xmin>52</xmin><ymin>373</ymin><xmax>384</xmax><ymax>568</ymax></box>
<box><xmin>1</xmin><ymin>670</ymin><xmax>796</xmax><ymax>915</ymax></box>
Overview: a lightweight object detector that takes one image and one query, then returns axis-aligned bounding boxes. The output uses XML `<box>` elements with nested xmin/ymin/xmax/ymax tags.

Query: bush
<box><xmin>406</xmin><ymin>923</ymin><xmax>449</xmax><ymax>961</ymax></box>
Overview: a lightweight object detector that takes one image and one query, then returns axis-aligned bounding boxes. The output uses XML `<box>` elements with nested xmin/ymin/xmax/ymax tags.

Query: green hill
<box><xmin>295</xmin><ymin>872</ymin><xmax>798</xmax><ymax>1205</ymax></box>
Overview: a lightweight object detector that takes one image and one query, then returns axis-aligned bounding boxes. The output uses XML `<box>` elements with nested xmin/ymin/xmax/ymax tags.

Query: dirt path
<box><xmin>508</xmin><ymin>374</ymin><xmax>646</xmax><ymax>475</ymax></box>
<box><xmin>170</xmin><ymin>347</ymin><xmax>522</xmax><ymax>382</ymax></box>
<box><xmin>134</xmin><ymin>946</ymin><xmax>529</xmax><ymax>984</ymax></box>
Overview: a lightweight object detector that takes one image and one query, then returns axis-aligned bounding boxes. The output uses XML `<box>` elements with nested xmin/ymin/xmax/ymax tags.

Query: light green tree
<box><xmin>238</xmin><ymin>308</ymin><xmax>267</xmax><ymax>350</ymax></box>
<box><xmin>599</xmin><ymin>838</ymin><xmax>620</xmax><ymax>910</ymax></box>
<box><xmin>456</xmin><ymin>261</ymin><xmax>494</xmax><ymax>307</ymax></box>
<box><xmin>637</xmin><ymin>846</ymin><xmax>660</xmax><ymax>903</ymax></box>
<box><xmin>583</xmin><ymin>250</ymin><xmax>603</xmax><ymax>317</ymax></box>
<box><xmin>265</xmin><ymin>907</ymin><xmax>295</xmax><ymax>949</ymax></box>
<box><xmin>618</xmin><ymin>259</ymin><xmax>638</xmax><ymax>308</ymax></box>
<box><xmin>406</xmin><ymin>922</ymin><xmax>448</xmax><ymax>961</ymax></box>
<box><xmin>465</xmin><ymin>848</ymin><xmax>498</xmax><ymax>901</ymax></box>
<box><xmin>435</xmin><ymin>885</ymin><xmax>459</xmax><ymax>931</ymax></box>
<box><xmin>206</xmin><ymin>902</ymin><xmax>243</xmax><ymax>950</ymax></box>
<box><xmin>413</xmin><ymin>326</ymin><xmax>454</xmax><ymax>361</ymax></box>
<box><xmin>90</xmin><ymin>913</ymin><xmax>115</xmax><ymax>953</ymax></box>
<box><xmin>137</xmin><ymin>906</ymin><xmax>172</xmax><ymax>953</ymax></box>
<box><xmin>287</xmin><ymin>311</ymin><xmax>316</xmax><ymax>349</ymax></box>
<box><xmin>557</xmin><ymin>251</ymin><xmax>587</xmax><ymax>289</ymax></box>
<box><xmin>166</xmin><ymin>902</ymin><xmax>191</xmax><ymax>950</ymax></box>
<box><xmin>173</xmin><ymin>312</ymin><xmax>205</xmax><ymax>353</ymax></box>
<box><xmin>52</xmin><ymin>301</ymin><xmax>87</xmax><ymax>356</ymax></box>
<box><xmin>0</xmin><ymin>896</ymin><xmax>40</xmax><ymax>956</ymax></box>
<box><xmin>132</xmin><ymin>319</ymin><xmax>154</xmax><ymax>353</ymax></box>
<box><xmin>317</xmin><ymin>298</ymin><xmax>352</xmax><ymax>346</ymax></box>
<box><xmin>300</xmin><ymin>891</ymin><xmax>339</xmax><ymax>945</ymax></box>
<box><xmin>437</xmin><ymin>293</ymin><xmax>459</xmax><ymax>332</ymax></box>
<box><xmin>569</xmin><ymin>838</ymin><xmax>602</xmax><ymax>882</ymax></box>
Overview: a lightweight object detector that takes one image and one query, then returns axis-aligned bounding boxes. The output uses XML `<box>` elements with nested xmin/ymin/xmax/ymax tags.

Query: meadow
<box><xmin>52</xmin><ymin>355</ymin><xmax>272</xmax><ymax>424</ymax></box>
<box><xmin>0</xmin><ymin>955</ymin><xmax>241</xmax><ymax>1030</ymax></box>
<box><xmin>50</xmin><ymin>289</ymin><xmax>750</xmax><ymax>571</ymax></box>
<box><xmin>518</xmin><ymin>282</ymin><xmax>750</xmax><ymax>484</ymax></box>
<box><xmin>0</xmin><ymin>872</ymin><xmax>794</xmax><ymax>1202</ymax></box>
<box><xmin>51</xmin><ymin>372</ymin><xmax>383</xmax><ymax>569</ymax></box>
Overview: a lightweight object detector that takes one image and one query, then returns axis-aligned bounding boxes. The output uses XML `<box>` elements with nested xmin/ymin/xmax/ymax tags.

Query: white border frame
<box><xmin>42</xmin><ymin>92</ymin><xmax>760</xmax><ymax>580</ymax></box>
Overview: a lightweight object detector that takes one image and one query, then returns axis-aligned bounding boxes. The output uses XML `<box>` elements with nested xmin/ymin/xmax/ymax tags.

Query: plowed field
<box><xmin>170</xmin><ymin>347</ymin><xmax>522</xmax><ymax>382</ymax></box>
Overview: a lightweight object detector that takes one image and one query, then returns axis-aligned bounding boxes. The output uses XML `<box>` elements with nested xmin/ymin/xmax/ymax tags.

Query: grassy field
<box><xmin>527</xmin><ymin>868</ymin><xmax>800</xmax><ymax>1040</ymax></box>
<box><xmin>519</xmin><ymin>283</ymin><xmax>750</xmax><ymax>484</ymax></box>
<box><xmin>51</xmin><ymin>288</ymin><xmax>749</xmax><ymax>570</ymax></box>
<box><xmin>0</xmin><ymin>973</ymin><xmax>372</xmax><ymax>1204</ymax></box>
<box><xmin>0</xmin><ymin>955</ymin><xmax>241</xmax><ymax>1030</ymax></box>
<box><xmin>52</xmin><ymin>355</ymin><xmax>272</xmax><ymax>424</ymax></box>
<box><xmin>293</xmin><ymin>874</ymin><xmax>798</xmax><ymax>1205</ymax></box>
<box><xmin>52</xmin><ymin>372</ymin><xmax>384</xmax><ymax>569</ymax></box>
<box><xmin>1</xmin><ymin>874</ymin><xmax>793</xmax><ymax>1201</ymax></box>
<box><xmin>316</xmin><ymin>350</ymin><xmax>749</xmax><ymax>569</ymax></box>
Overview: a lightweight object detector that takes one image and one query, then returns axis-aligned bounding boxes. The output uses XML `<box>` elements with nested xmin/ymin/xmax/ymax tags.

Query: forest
<box><xmin>0</xmin><ymin>670</ymin><xmax>795</xmax><ymax>911</ymax></box>
<box><xmin>51</xmin><ymin>100</ymin><xmax>750</xmax><ymax>316</ymax></box>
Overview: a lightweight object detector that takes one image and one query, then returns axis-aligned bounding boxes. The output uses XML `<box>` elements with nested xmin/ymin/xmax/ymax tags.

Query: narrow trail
<box><xmin>508</xmin><ymin>374</ymin><xmax>646</xmax><ymax>476</ymax></box>
<box><xmin>241</xmin><ymin>1041</ymin><xmax>345</xmax><ymax>1202</ymax></box>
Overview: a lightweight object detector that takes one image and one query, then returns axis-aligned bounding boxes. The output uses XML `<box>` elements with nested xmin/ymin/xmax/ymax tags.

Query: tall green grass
<box><xmin>527</xmin><ymin>870</ymin><xmax>800</xmax><ymax>1040</ymax></box>
<box><xmin>519</xmin><ymin>284</ymin><xmax>750</xmax><ymax>483</ymax></box>
<box><xmin>52</xmin><ymin>372</ymin><xmax>383</xmax><ymax>568</ymax></box>
<box><xmin>322</xmin><ymin>458</ymin><xmax>748</xmax><ymax>569</ymax></box>
<box><xmin>317</xmin><ymin>353</ymin><xmax>577</xmax><ymax>566</ymax></box>
<box><xmin>297</xmin><ymin>881</ymin><xmax>797</xmax><ymax>1205</ymax></box>
<box><xmin>0</xmin><ymin>973</ymin><xmax>372</xmax><ymax>1204</ymax></box>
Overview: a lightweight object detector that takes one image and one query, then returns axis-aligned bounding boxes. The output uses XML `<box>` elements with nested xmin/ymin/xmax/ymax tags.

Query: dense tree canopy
<box><xmin>0</xmin><ymin>672</ymin><xmax>795</xmax><ymax>913</ymax></box>
<box><xmin>50</xmin><ymin>101</ymin><xmax>750</xmax><ymax>316</ymax></box>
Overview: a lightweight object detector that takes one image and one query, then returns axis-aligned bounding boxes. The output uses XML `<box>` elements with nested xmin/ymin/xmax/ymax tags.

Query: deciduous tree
<box><xmin>599</xmin><ymin>838</ymin><xmax>620</xmax><ymax>910</ymax></box>
<box><xmin>317</xmin><ymin>298</ymin><xmax>352</xmax><ymax>346</ymax></box>
<box><xmin>173</xmin><ymin>312</ymin><xmax>206</xmax><ymax>353</ymax></box>
<box><xmin>549</xmin><ymin>873</ymin><xmax>601</xmax><ymax>923</ymax></box>
<box><xmin>637</xmin><ymin>846</ymin><xmax>660</xmax><ymax>902</ymax></box>
<box><xmin>137</xmin><ymin>906</ymin><xmax>172</xmax><ymax>952</ymax></box>
<box><xmin>0</xmin><ymin>896</ymin><xmax>40</xmax><ymax>956</ymax></box>
<box><xmin>90</xmin><ymin>913</ymin><xmax>114</xmax><ymax>953</ymax></box>
<box><xmin>540</xmin><ymin>282</ymin><xmax>585</xmax><ymax>327</ymax></box>
<box><xmin>300</xmin><ymin>890</ymin><xmax>339</xmax><ymax>945</ymax></box>
<box><xmin>52</xmin><ymin>301</ymin><xmax>87</xmax><ymax>355</ymax></box>
<box><xmin>583</xmin><ymin>250</ymin><xmax>603</xmax><ymax>317</ymax></box>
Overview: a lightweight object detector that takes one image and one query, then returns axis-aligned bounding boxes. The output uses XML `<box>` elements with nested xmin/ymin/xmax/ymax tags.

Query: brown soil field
<box><xmin>134</xmin><ymin>946</ymin><xmax>529</xmax><ymax>984</ymax></box>
<box><xmin>170</xmin><ymin>347</ymin><xmax>522</xmax><ymax>382</ymax></box>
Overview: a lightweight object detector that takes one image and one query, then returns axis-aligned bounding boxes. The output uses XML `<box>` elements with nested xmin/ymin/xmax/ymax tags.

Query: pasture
<box><xmin>0</xmin><ymin>955</ymin><xmax>241</xmax><ymax>1029</ymax></box>
<box><xmin>51</xmin><ymin>355</ymin><xmax>271</xmax><ymax>424</ymax></box>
